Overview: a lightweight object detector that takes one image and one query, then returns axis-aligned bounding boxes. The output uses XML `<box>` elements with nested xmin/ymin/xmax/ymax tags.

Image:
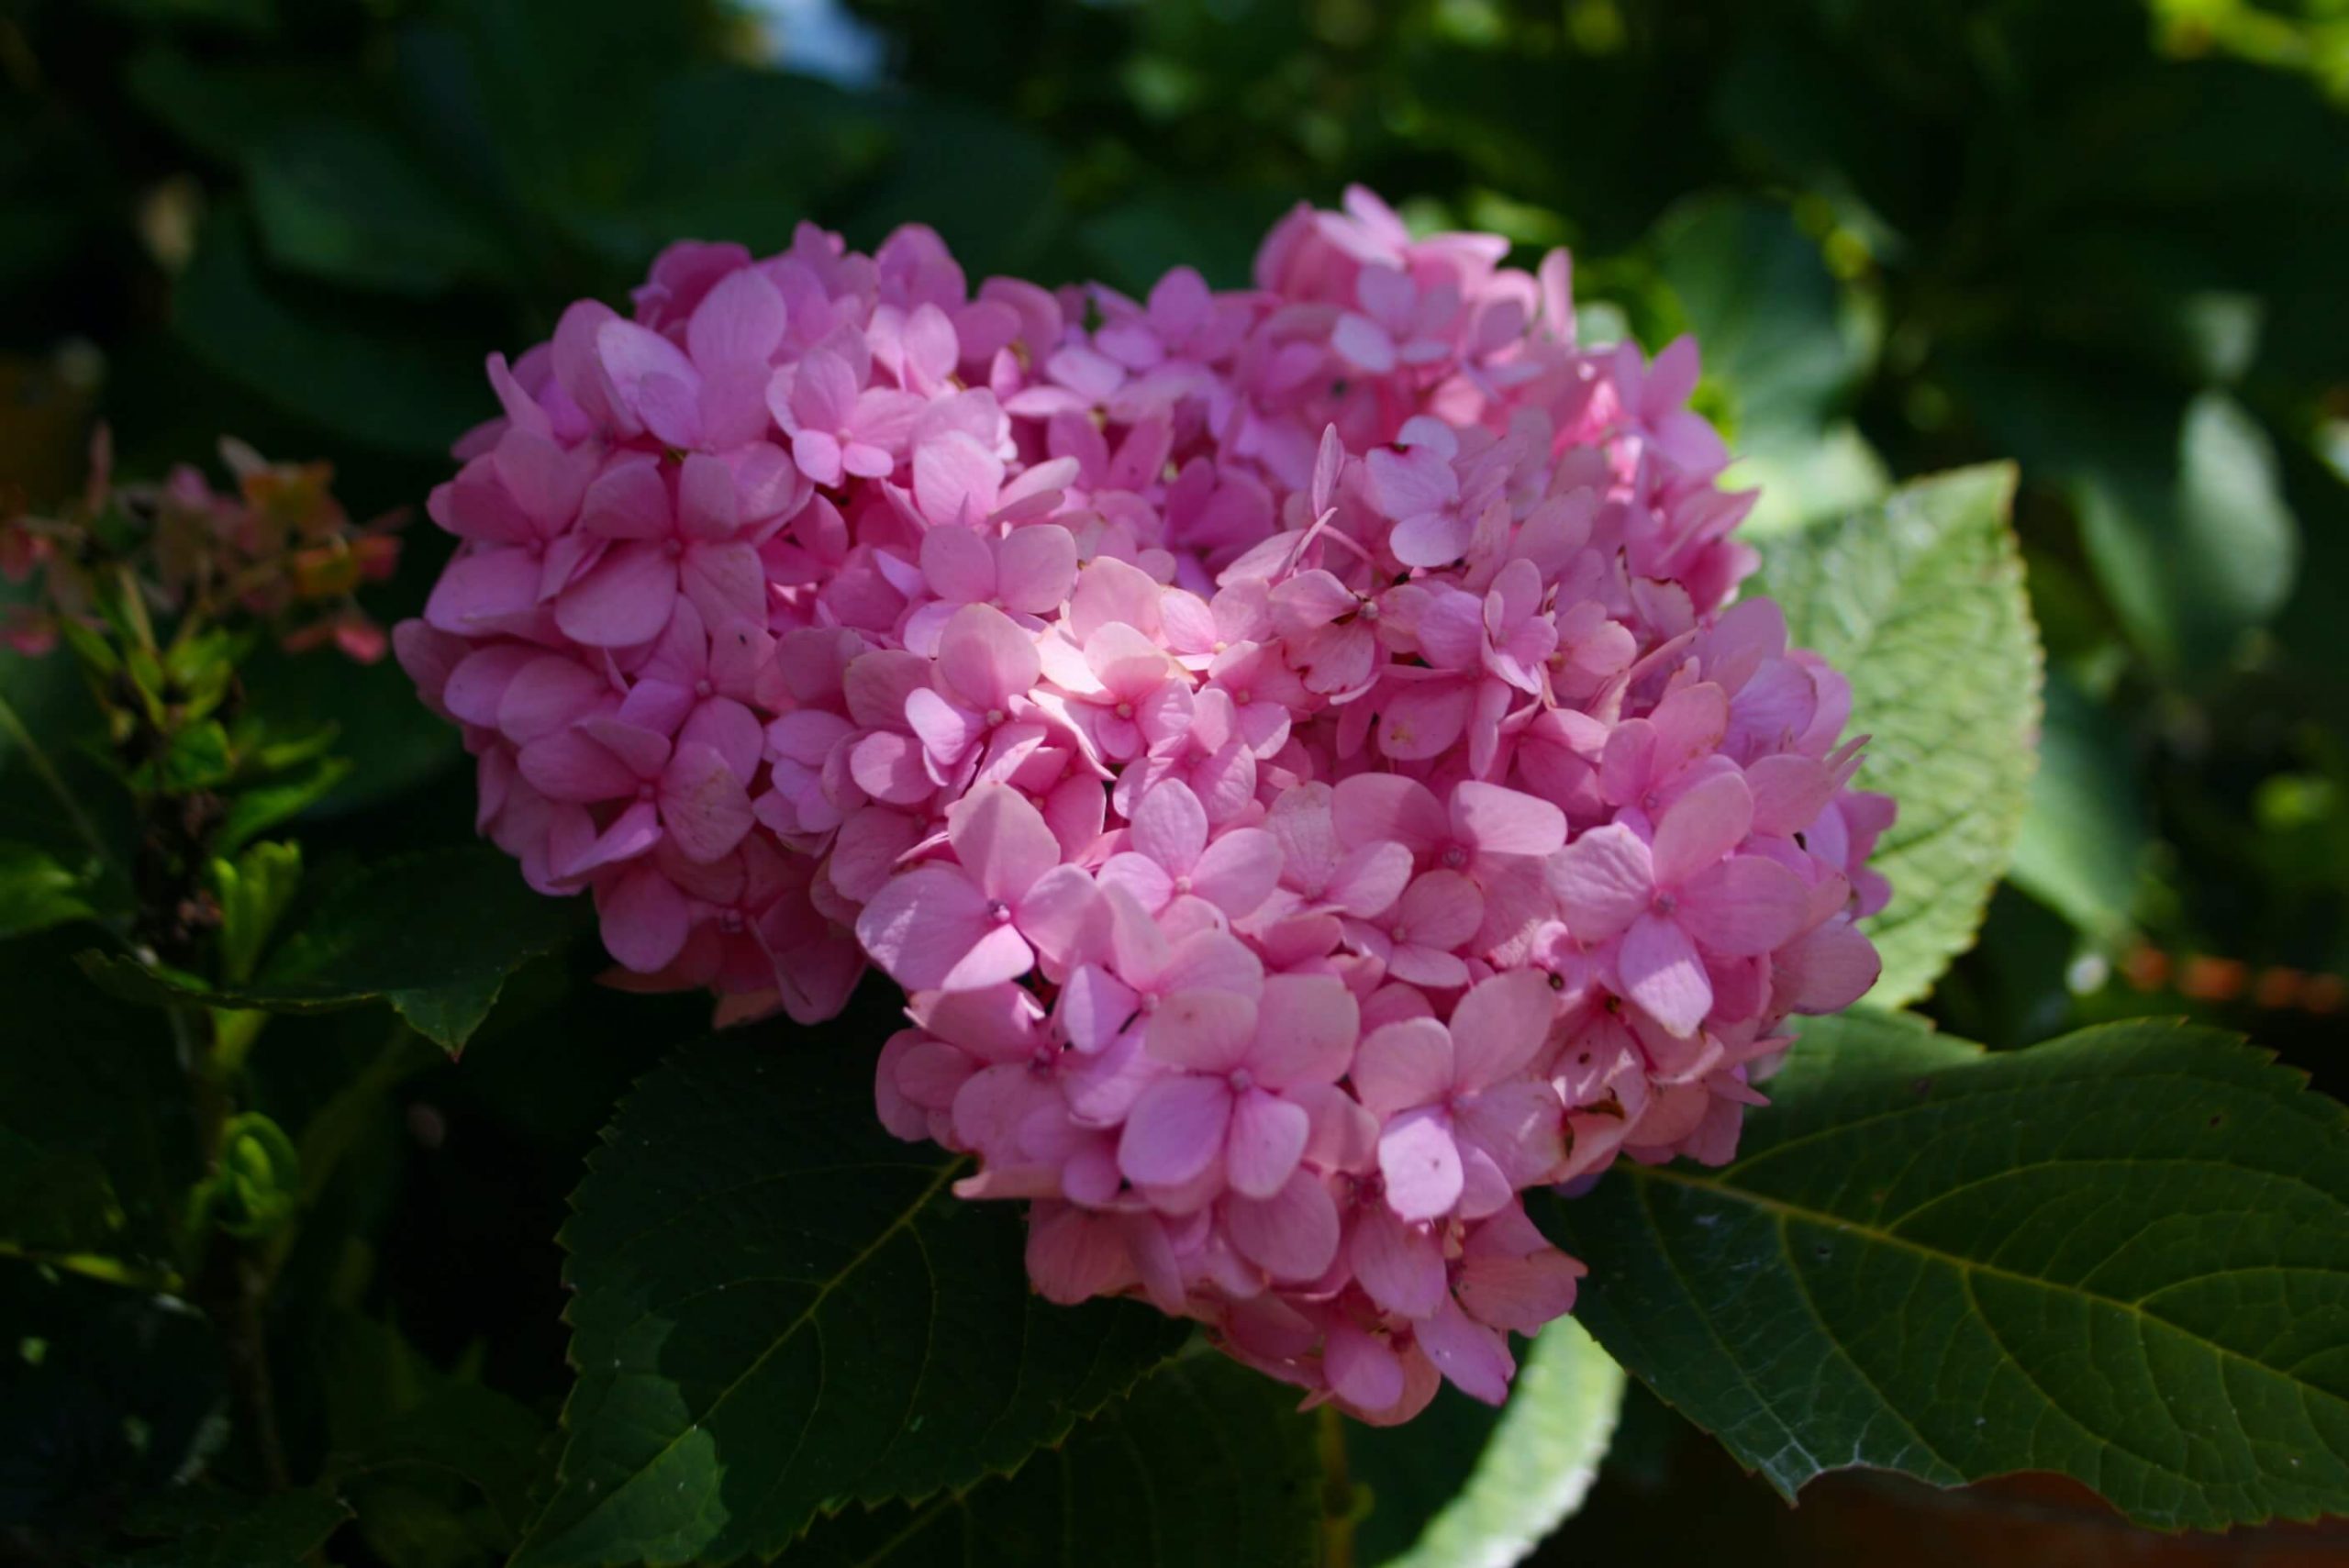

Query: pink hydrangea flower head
<box><xmin>398</xmin><ymin>189</ymin><xmax>1896</xmax><ymax>1421</ymax></box>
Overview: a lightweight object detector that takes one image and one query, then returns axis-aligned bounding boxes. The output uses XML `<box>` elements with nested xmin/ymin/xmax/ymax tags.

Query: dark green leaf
<box><xmin>1751</xmin><ymin>465</ymin><xmax>2042</xmax><ymax>1006</ymax></box>
<box><xmin>0</xmin><ymin>840</ymin><xmax>95</xmax><ymax>940</ymax></box>
<box><xmin>78</xmin><ymin>846</ymin><xmax>580</xmax><ymax>1052</ymax></box>
<box><xmin>110</xmin><ymin>1485</ymin><xmax>351</xmax><ymax>1568</ymax></box>
<box><xmin>2007</xmin><ymin>668</ymin><xmax>2146</xmax><ymax>940</ymax></box>
<box><xmin>1541</xmin><ymin>1012</ymin><xmax>2349</xmax><ymax>1530</ymax></box>
<box><xmin>2076</xmin><ymin>390</ymin><xmax>2300</xmax><ymax>673</ymax></box>
<box><xmin>248</xmin><ymin>120</ymin><xmax>511</xmax><ymax>295</ymax></box>
<box><xmin>215</xmin><ymin>758</ymin><xmax>352</xmax><ymax>854</ymax></box>
<box><xmin>513</xmin><ymin>1033</ymin><xmax>1189</xmax><ymax>1568</ymax></box>
<box><xmin>0</xmin><ymin>931</ymin><xmax>195</xmax><ymax>1271</ymax></box>
<box><xmin>338</xmin><ymin>1383</ymin><xmax>546</xmax><ymax>1536</ymax></box>
<box><xmin>173</xmin><ymin>218</ymin><xmax>488</xmax><ymax>456</ymax></box>
<box><xmin>782</xmin><ymin>1356</ymin><xmax>1324</xmax><ymax>1568</ymax></box>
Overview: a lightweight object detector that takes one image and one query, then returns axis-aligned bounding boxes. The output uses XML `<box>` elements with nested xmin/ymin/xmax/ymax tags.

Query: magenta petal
<box><xmin>556</xmin><ymin>540</ymin><xmax>677</xmax><ymax>647</ymax></box>
<box><xmin>1417</xmin><ymin>1299</ymin><xmax>1514</xmax><ymax>1406</ymax></box>
<box><xmin>425</xmin><ymin>549</ymin><xmax>540</xmax><ymax>635</ymax></box>
<box><xmin>1118</xmin><ymin>1074</ymin><xmax>1233</xmax><ymax>1188</ymax></box>
<box><xmin>681</xmin><ymin>540</ymin><xmax>765</xmax><ymax>629</ymax></box>
<box><xmin>1325</xmin><ymin>1322</ymin><xmax>1406</xmax><ymax>1411</ymax></box>
<box><xmin>1379</xmin><ymin>1106</ymin><xmax>1465</xmax><ymax>1221</ymax></box>
<box><xmin>1224</xmin><ymin>1168</ymin><xmax>1339</xmax><ymax>1282</ymax></box>
<box><xmin>599</xmin><ymin>865</ymin><xmax>691</xmax><ymax>973</ymax></box>
<box><xmin>1350</xmin><ymin>1203</ymin><xmax>1447</xmax><ymax>1318</ymax></box>
<box><xmin>659</xmin><ymin>740</ymin><xmax>754</xmax><ymax>862</ymax></box>
<box><xmin>1620</xmin><ymin>910</ymin><xmax>1713</xmax><ymax>1038</ymax></box>
<box><xmin>1225</xmin><ymin>1088</ymin><xmax>1309</xmax><ymax>1199</ymax></box>
<box><xmin>517</xmin><ymin>728</ymin><xmax>637</xmax><ymax>803</ymax></box>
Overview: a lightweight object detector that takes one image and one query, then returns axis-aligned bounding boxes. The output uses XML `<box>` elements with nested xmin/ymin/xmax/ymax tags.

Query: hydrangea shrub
<box><xmin>396</xmin><ymin>188</ymin><xmax>1893</xmax><ymax>1421</ymax></box>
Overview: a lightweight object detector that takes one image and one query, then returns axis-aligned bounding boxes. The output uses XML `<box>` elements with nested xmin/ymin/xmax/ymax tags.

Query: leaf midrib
<box><xmin>1623</xmin><ymin>1160</ymin><xmax>2349</xmax><ymax>1414</ymax></box>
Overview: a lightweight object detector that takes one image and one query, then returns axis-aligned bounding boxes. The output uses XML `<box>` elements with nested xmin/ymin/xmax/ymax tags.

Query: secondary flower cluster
<box><xmin>3</xmin><ymin>432</ymin><xmax>401</xmax><ymax>662</ymax></box>
<box><xmin>397</xmin><ymin>188</ymin><xmax>1891</xmax><ymax>1423</ymax></box>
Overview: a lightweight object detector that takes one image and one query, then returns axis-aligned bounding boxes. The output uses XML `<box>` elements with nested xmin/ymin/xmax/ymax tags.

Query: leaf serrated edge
<box><xmin>518</xmin><ymin>1037</ymin><xmax>1191</xmax><ymax>1568</ymax></box>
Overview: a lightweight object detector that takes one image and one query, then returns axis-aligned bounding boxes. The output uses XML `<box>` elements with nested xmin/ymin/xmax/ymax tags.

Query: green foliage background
<box><xmin>3</xmin><ymin>0</ymin><xmax>2347</xmax><ymax>1562</ymax></box>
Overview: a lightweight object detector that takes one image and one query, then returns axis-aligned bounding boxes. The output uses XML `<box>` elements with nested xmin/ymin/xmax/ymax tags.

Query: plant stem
<box><xmin>1318</xmin><ymin>1404</ymin><xmax>1358</xmax><ymax>1568</ymax></box>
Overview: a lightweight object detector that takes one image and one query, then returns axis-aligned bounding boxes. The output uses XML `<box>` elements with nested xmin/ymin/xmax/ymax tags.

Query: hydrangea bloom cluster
<box><xmin>396</xmin><ymin>187</ymin><xmax>1892</xmax><ymax>1424</ymax></box>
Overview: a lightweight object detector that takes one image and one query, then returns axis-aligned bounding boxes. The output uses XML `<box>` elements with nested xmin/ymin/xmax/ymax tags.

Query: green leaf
<box><xmin>514</xmin><ymin>1032</ymin><xmax>1189</xmax><ymax>1568</ymax></box>
<box><xmin>173</xmin><ymin>217</ymin><xmax>487</xmax><ymax>456</ymax></box>
<box><xmin>248</xmin><ymin>119</ymin><xmax>511</xmax><ymax>295</ymax></box>
<box><xmin>214</xmin><ymin>758</ymin><xmax>352</xmax><ymax>856</ymax></box>
<box><xmin>780</xmin><ymin>1356</ymin><xmax>1324</xmax><ymax>1568</ymax></box>
<box><xmin>2076</xmin><ymin>390</ymin><xmax>2300</xmax><ymax>674</ymax></box>
<box><xmin>1750</xmin><ymin>465</ymin><xmax>2042</xmax><ymax>1006</ymax></box>
<box><xmin>1539</xmin><ymin>1012</ymin><xmax>2349</xmax><ymax>1531</ymax></box>
<box><xmin>78</xmin><ymin>847</ymin><xmax>580</xmax><ymax>1052</ymax></box>
<box><xmin>0</xmin><ymin>931</ymin><xmax>195</xmax><ymax>1272</ymax></box>
<box><xmin>2006</xmin><ymin>667</ymin><xmax>2146</xmax><ymax>940</ymax></box>
<box><xmin>210</xmin><ymin>840</ymin><xmax>302</xmax><ymax>984</ymax></box>
<box><xmin>109</xmin><ymin>1485</ymin><xmax>351</xmax><ymax>1568</ymax></box>
<box><xmin>0</xmin><ymin>840</ymin><xmax>95</xmax><ymax>940</ymax></box>
<box><xmin>1364</xmin><ymin>1318</ymin><xmax>1624</xmax><ymax>1568</ymax></box>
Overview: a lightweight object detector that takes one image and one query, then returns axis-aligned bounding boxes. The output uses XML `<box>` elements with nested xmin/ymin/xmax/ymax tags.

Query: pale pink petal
<box><xmin>1653</xmin><ymin>770</ymin><xmax>1754</xmax><ymax>888</ymax></box>
<box><xmin>1011</xmin><ymin>862</ymin><xmax>1097</xmax><ymax>972</ymax></box>
<box><xmin>938</xmin><ymin>602</ymin><xmax>1041</xmax><ymax>711</ymax></box>
<box><xmin>1130</xmin><ymin>779</ymin><xmax>1208</xmax><ymax>873</ymax></box>
<box><xmin>1397</xmin><ymin>869</ymin><xmax>1484</xmax><ymax>952</ymax></box>
<box><xmin>919</xmin><ymin>525</ymin><xmax>996</xmax><ymax>604</ymax></box>
<box><xmin>1379</xmin><ymin>1106</ymin><xmax>1464</xmax><ymax>1221</ymax></box>
<box><xmin>1350</xmin><ymin>1018</ymin><xmax>1453</xmax><ymax>1119</ymax></box>
<box><xmin>1446</xmin><ymin>969</ymin><xmax>1558</xmax><ymax>1090</ymax></box>
<box><xmin>949</xmin><ymin>784</ymin><xmax>1060</xmax><ymax>903</ymax></box>
<box><xmin>1146</xmin><ymin>990</ymin><xmax>1259</xmax><ymax>1073</ymax></box>
<box><xmin>1451</xmin><ymin>782</ymin><xmax>1566</xmax><ymax>858</ymax></box>
<box><xmin>855</xmin><ymin>865</ymin><xmax>993</xmax><ymax>989</ymax></box>
<box><xmin>555</xmin><ymin>541</ymin><xmax>677</xmax><ymax>647</ymax></box>
<box><xmin>1681</xmin><ymin>854</ymin><xmax>1812</xmax><ymax>957</ymax></box>
<box><xmin>1620</xmin><ymin>910</ymin><xmax>1712</xmax><ymax>1038</ymax></box>
<box><xmin>1247</xmin><ymin>973</ymin><xmax>1358</xmax><ymax>1090</ymax></box>
<box><xmin>994</xmin><ymin>525</ymin><xmax>1078</xmax><ymax>615</ymax></box>
<box><xmin>1547</xmin><ymin>823</ymin><xmax>1653</xmax><ymax>942</ymax></box>
<box><xmin>1226</xmin><ymin>1088</ymin><xmax>1310</xmax><ymax>1199</ymax></box>
<box><xmin>686</xmin><ymin>265</ymin><xmax>786</xmax><ymax>368</ymax></box>
<box><xmin>1326</xmin><ymin>841</ymin><xmax>1414</xmax><ymax>918</ymax></box>
<box><xmin>517</xmin><ymin>728</ymin><xmax>637</xmax><ymax>802</ymax></box>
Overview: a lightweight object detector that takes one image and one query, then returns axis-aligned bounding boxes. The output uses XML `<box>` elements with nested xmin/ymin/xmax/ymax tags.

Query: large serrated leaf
<box><xmin>1539</xmin><ymin>1012</ymin><xmax>2349</xmax><ymax>1531</ymax></box>
<box><xmin>512</xmin><ymin>1033</ymin><xmax>1191</xmax><ymax>1568</ymax></box>
<box><xmin>1750</xmin><ymin>464</ymin><xmax>2041</xmax><ymax>1005</ymax></box>
<box><xmin>779</xmin><ymin>1356</ymin><xmax>1324</xmax><ymax>1568</ymax></box>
